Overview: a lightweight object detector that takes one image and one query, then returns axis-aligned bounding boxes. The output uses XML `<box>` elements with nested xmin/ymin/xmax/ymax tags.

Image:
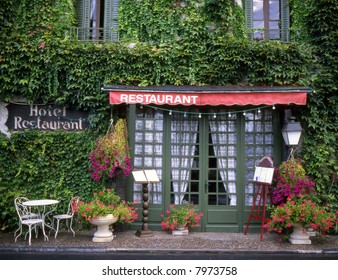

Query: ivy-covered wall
<box><xmin>0</xmin><ymin>131</ymin><xmax>101</xmax><ymax>230</ymax></box>
<box><xmin>119</xmin><ymin>0</ymin><xmax>246</xmax><ymax>43</ymax></box>
<box><xmin>292</xmin><ymin>0</ymin><xmax>338</xmax><ymax>208</ymax></box>
<box><xmin>0</xmin><ymin>0</ymin><xmax>337</xmax><ymax>230</ymax></box>
<box><xmin>1</xmin><ymin>1</ymin><xmax>310</xmax><ymax>105</ymax></box>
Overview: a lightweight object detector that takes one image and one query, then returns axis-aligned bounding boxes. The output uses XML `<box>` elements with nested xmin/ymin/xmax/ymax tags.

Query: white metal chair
<box><xmin>13</xmin><ymin>197</ymin><xmax>39</xmax><ymax>238</ymax></box>
<box><xmin>14</xmin><ymin>199</ymin><xmax>48</xmax><ymax>245</ymax></box>
<box><xmin>52</xmin><ymin>197</ymin><xmax>79</xmax><ymax>238</ymax></box>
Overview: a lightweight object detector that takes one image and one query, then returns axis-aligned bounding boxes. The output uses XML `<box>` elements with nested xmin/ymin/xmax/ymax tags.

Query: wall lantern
<box><xmin>281</xmin><ymin>116</ymin><xmax>302</xmax><ymax>159</ymax></box>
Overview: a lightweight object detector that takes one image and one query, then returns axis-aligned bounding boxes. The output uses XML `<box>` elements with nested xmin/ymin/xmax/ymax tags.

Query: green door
<box><xmin>167</xmin><ymin>109</ymin><xmax>241</xmax><ymax>232</ymax></box>
<box><xmin>130</xmin><ymin>105</ymin><xmax>279</xmax><ymax>232</ymax></box>
<box><xmin>203</xmin><ymin>111</ymin><xmax>240</xmax><ymax>232</ymax></box>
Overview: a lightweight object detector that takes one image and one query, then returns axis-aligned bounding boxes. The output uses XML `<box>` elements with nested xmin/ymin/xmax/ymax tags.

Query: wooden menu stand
<box><xmin>244</xmin><ymin>157</ymin><xmax>274</xmax><ymax>241</ymax></box>
<box><xmin>244</xmin><ymin>181</ymin><xmax>272</xmax><ymax>241</ymax></box>
<box><xmin>132</xmin><ymin>169</ymin><xmax>160</xmax><ymax>238</ymax></box>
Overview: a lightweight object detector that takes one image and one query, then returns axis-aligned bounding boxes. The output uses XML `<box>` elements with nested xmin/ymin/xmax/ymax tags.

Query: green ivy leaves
<box><xmin>0</xmin><ymin>130</ymin><xmax>102</xmax><ymax>230</ymax></box>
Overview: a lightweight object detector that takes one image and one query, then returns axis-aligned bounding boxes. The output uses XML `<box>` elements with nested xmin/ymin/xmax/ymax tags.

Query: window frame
<box><xmin>75</xmin><ymin>0</ymin><xmax>119</xmax><ymax>42</ymax></box>
<box><xmin>245</xmin><ymin>0</ymin><xmax>290</xmax><ymax>42</ymax></box>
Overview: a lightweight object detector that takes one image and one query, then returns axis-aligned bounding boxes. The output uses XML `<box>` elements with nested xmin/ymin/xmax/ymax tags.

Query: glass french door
<box><xmin>166</xmin><ymin>109</ymin><xmax>239</xmax><ymax>231</ymax></box>
<box><xmin>204</xmin><ymin>110</ymin><xmax>239</xmax><ymax>232</ymax></box>
<box><xmin>130</xmin><ymin>105</ymin><xmax>278</xmax><ymax>232</ymax></box>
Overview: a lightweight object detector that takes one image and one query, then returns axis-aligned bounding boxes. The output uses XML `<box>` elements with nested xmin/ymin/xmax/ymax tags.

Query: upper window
<box><xmin>245</xmin><ymin>0</ymin><xmax>290</xmax><ymax>42</ymax></box>
<box><xmin>75</xmin><ymin>0</ymin><xmax>119</xmax><ymax>42</ymax></box>
<box><xmin>74</xmin><ymin>1</ymin><xmax>290</xmax><ymax>43</ymax></box>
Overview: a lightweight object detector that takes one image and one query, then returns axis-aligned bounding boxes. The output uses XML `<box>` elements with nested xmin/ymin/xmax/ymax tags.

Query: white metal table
<box><xmin>22</xmin><ymin>199</ymin><xmax>59</xmax><ymax>232</ymax></box>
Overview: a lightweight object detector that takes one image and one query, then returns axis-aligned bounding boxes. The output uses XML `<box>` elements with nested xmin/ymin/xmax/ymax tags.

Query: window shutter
<box><xmin>76</xmin><ymin>0</ymin><xmax>91</xmax><ymax>40</ymax></box>
<box><xmin>104</xmin><ymin>0</ymin><xmax>119</xmax><ymax>42</ymax></box>
<box><xmin>245</xmin><ymin>0</ymin><xmax>253</xmax><ymax>40</ymax></box>
<box><xmin>112</xmin><ymin>0</ymin><xmax>119</xmax><ymax>42</ymax></box>
<box><xmin>281</xmin><ymin>0</ymin><xmax>290</xmax><ymax>42</ymax></box>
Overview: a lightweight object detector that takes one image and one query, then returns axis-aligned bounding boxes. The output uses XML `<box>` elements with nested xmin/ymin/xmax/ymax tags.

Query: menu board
<box><xmin>132</xmin><ymin>170</ymin><xmax>160</xmax><ymax>183</ymax></box>
<box><xmin>253</xmin><ymin>167</ymin><xmax>274</xmax><ymax>184</ymax></box>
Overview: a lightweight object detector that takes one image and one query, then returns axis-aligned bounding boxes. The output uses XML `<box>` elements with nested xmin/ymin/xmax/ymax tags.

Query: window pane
<box><xmin>136</xmin><ymin>120</ymin><xmax>144</xmax><ymax>130</ymax></box>
<box><xmin>244</xmin><ymin>110</ymin><xmax>275</xmax><ymax>205</ymax></box>
<box><xmin>253</xmin><ymin>0</ymin><xmax>264</xmax><ymax>19</ymax></box>
<box><xmin>135</xmin><ymin>144</ymin><xmax>143</xmax><ymax>155</ymax></box>
<box><xmin>269</xmin><ymin>0</ymin><xmax>280</xmax><ymax>20</ymax></box>
<box><xmin>133</xmin><ymin>107</ymin><xmax>163</xmax><ymax>204</ymax></box>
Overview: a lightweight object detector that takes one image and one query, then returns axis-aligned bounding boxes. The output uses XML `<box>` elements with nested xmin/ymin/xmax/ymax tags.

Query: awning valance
<box><xmin>104</xmin><ymin>86</ymin><xmax>310</xmax><ymax>106</ymax></box>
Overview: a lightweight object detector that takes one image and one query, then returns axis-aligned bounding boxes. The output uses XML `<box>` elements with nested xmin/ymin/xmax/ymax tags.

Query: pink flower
<box><xmin>38</xmin><ymin>42</ymin><xmax>45</xmax><ymax>49</ymax></box>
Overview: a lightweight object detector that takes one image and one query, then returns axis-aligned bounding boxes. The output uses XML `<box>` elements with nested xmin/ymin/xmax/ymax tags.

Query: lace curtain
<box><xmin>171</xmin><ymin>118</ymin><xmax>198</xmax><ymax>204</ymax></box>
<box><xmin>209</xmin><ymin>116</ymin><xmax>237</xmax><ymax>206</ymax></box>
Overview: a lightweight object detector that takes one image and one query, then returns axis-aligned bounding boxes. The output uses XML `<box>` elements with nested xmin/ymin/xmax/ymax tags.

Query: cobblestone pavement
<box><xmin>1</xmin><ymin>229</ymin><xmax>338</xmax><ymax>253</ymax></box>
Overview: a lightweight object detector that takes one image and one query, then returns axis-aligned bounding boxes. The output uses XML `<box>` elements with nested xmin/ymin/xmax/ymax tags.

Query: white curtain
<box><xmin>209</xmin><ymin>117</ymin><xmax>237</xmax><ymax>205</ymax></box>
<box><xmin>171</xmin><ymin>118</ymin><xmax>198</xmax><ymax>204</ymax></box>
<box><xmin>90</xmin><ymin>0</ymin><xmax>97</xmax><ymax>39</ymax></box>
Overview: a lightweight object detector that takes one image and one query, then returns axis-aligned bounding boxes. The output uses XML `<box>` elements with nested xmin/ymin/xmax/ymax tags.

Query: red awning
<box><xmin>106</xmin><ymin>87</ymin><xmax>309</xmax><ymax>106</ymax></box>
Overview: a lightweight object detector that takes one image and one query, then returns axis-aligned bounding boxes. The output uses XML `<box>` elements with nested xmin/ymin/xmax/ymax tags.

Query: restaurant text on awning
<box><xmin>104</xmin><ymin>86</ymin><xmax>310</xmax><ymax>106</ymax></box>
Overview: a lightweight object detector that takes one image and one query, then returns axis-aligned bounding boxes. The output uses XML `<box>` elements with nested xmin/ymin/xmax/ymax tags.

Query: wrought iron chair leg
<box><xmin>54</xmin><ymin>219</ymin><xmax>60</xmax><ymax>239</ymax></box>
<box><xmin>14</xmin><ymin>222</ymin><xmax>21</xmax><ymax>237</ymax></box>
<box><xmin>15</xmin><ymin>226</ymin><xmax>23</xmax><ymax>243</ymax></box>
<box><xmin>35</xmin><ymin>224</ymin><xmax>39</xmax><ymax>238</ymax></box>
<box><xmin>41</xmin><ymin>222</ymin><xmax>48</xmax><ymax>242</ymax></box>
<box><xmin>49</xmin><ymin>218</ymin><xmax>55</xmax><ymax>236</ymax></box>
<box><xmin>69</xmin><ymin>218</ymin><xmax>75</xmax><ymax>236</ymax></box>
<box><xmin>28</xmin><ymin>225</ymin><xmax>32</xmax><ymax>246</ymax></box>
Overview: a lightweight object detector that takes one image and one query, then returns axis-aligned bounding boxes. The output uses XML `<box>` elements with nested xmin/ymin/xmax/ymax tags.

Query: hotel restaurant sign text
<box><xmin>3</xmin><ymin>103</ymin><xmax>89</xmax><ymax>132</ymax></box>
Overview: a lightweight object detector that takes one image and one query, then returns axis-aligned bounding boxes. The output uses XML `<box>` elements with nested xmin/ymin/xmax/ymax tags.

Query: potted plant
<box><xmin>161</xmin><ymin>202</ymin><xmax>203</xmax><ymax>235</ymax></box>
<box><xmin>76</xmin><ymin>188</ymin><xmax>138</xmax><ymax>242</ymax></box>
<box><xmin>265</xmin><ymin>195</ymin><xmax>337</xmax><ymax>244</ymax></box>
<box><xmin>89</xmin><ymin>119</ymin><xmax>132</xmax><ymax>182</ymax></box>
<box><xmin>267</xmin><ymin>158</ymin><xmax>337</xmax><ymax>244</ymax></box>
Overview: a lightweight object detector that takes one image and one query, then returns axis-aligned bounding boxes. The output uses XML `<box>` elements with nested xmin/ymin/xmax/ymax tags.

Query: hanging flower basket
<box><xmin>271</xmin><ymin>158</ymin><xmax>315</xmax><ymax>206</ymax></box>
<box><xmin>89</xmin><ymin>119</ymin><xmax>132</xmax><ymax>182</ymax></box>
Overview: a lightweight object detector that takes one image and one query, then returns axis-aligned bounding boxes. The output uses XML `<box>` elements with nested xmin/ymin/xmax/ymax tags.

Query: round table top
<box><xmin>22</xmin><ymin>199</ymin><xmax>59</xmax><ymax>206</ymax></box>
